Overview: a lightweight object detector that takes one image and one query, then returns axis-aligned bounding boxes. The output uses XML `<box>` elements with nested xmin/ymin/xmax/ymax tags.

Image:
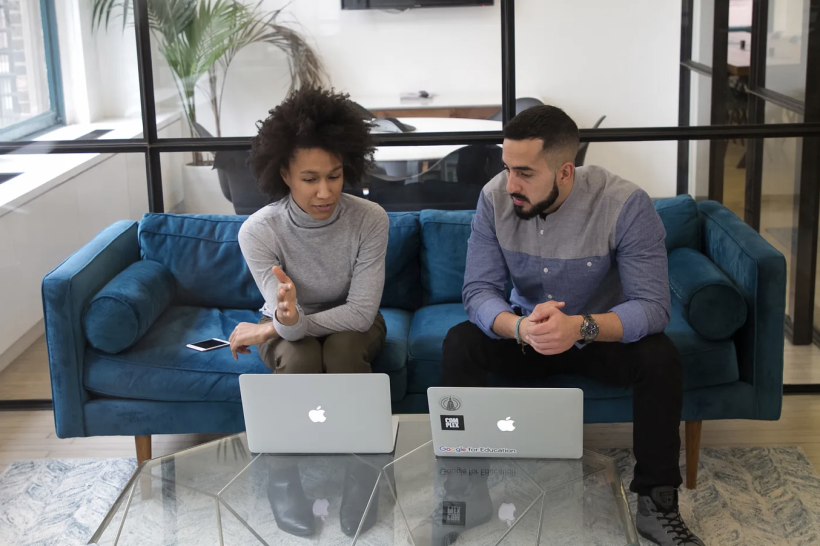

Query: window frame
<box><xmin>0</xmin><ymin>0</ymin><xmax>63</xmax><ymax>141</ymax></box>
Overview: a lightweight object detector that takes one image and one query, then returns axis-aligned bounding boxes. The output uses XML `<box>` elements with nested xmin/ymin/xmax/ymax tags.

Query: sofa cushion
<box><xmin>407</xmin><ymin>299</ymin><xmax>738</xmax><ymax>397</ymax></box>
<box><xmin>668</xmin><ymin>248</ymin><xmax>748</xmax><ymax>340</ymax></box>
<box><xmin>489</xmin><ymin>298</ymin><xmax>739</xmax><ymax>396</ymax></box>
<box><xmin>85</xmin><ymin>304</ymin><xmax>412</xmax><ymax>404</ymax></box>
<box><xmin>381</xmin><ymin>213</ymin><xmax>422</xmax><ymax>311</ymax></box>
<box><xmin>420</xmin><ymin>210</ymin><xmax>474</xmax><ymax>305</ymax></box>
<box><xmin>666</xmin><ymin>298</ymin><xmax>740</xmax><ymax>389</ymax></box>
<box><xmin>84</xmin><ymin>306</ymin><xmax>269</xmax><ymax>403</ymax></box>
<box><xmin>654</xmin><ymin>194</ymin><xmax>700</xmax><ymax>252</ymax></box>
<box><xmin>372</xmin><ymin>308</ymin><xmax>413</xmax><ymax>373</ymax></box>
<box><xmin>407</xmin><ymin>303</ymin><xmax>469</xmax><ymax>393</ymax></box>
<box><xmin>83</xmin><ymin>260</ymin><xmax>176</xmax><ymax>354</ymax></box>
<box><xmin>138</xmin><ymin>214</ymin><xmax>264</xmax><ymax>309</ymax></box>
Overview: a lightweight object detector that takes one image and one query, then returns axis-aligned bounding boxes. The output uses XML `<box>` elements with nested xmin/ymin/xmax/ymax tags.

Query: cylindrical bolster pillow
<box><xmin>668</xmin><ymin>248</ymin><xmax>748</xmax><ymax>341</ymax></box>
<box><xmin>83</xmin><ymin>260</ymin><xmax>175</xmax><ymax>354</ymax></box>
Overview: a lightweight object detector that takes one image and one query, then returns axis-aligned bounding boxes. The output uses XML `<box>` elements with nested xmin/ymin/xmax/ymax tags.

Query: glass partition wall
<box><xmin>2</xmin><ymin>0</ymin><xmax>820</xmax><ymax>407</ymax></box>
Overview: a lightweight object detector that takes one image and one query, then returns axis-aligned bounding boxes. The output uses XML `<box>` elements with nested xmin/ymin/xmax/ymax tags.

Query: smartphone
<box><xmin>187</xmin><ymin>338</ymin><xmax>230</xmax><ymax>352</ymax></box>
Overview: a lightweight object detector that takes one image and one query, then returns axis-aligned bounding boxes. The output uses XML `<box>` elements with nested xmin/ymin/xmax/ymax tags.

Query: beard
<box><xmin>511</xmin><ymin>175</ymin><xmax>560</xmax><ymax>220</ymax></box>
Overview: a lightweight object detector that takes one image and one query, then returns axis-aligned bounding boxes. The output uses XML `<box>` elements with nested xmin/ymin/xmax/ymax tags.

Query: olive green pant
<box><xmin>257</xmin><ymin>313</ymin><xmax>386</xmax><ymax>374</ymax></box>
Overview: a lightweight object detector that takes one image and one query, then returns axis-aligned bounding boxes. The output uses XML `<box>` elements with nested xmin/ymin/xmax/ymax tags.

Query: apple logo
<box><xmin>497</xmin><ymin>417</ymin><xmax>515</xmax><ymax>432</ymax></box>
<box><xmin>498</xmin><ymin>503</ymin><xmax>516</xmax><ymax>526</ymax></box>
<box><xmin>313</xmin><ymin>498</ymin><xmax>329</xmax><ymax>520</ymax></box>
<box><xmin>308</xmin><ymin>406</ymin><xmax>327</xmax><ymax>423</ymax></box>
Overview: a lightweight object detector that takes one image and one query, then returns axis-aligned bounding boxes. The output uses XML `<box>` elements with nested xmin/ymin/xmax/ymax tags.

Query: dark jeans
<box><xmin>441</xmin><ymin>321</ymin><xmax>683</xmax><ymax>495</ymax></box>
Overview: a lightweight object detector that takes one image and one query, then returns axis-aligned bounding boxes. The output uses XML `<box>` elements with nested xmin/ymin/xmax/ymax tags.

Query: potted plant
<box><xmin>88</xmin><ymin>0</ymin><xmax>326</xmax><ymax>212</ymax></box>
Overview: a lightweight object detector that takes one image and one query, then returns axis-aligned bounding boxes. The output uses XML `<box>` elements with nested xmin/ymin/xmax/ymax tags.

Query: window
<box><xmin>0</xmin><ymin>0</ymin><xmax>62</xmax><ymax>140</ymax></box>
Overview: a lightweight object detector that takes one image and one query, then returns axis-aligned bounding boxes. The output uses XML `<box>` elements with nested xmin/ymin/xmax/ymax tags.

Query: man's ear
<box><xmin>558</xmin><ymin>161</ymin><xmax>575</xmax><ymax>185</ymax></box>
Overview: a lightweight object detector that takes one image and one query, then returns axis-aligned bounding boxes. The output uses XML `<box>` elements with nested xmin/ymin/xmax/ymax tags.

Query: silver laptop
<box><xmin>428</xmin><ymin>387</ymin><xmax>583</xmax><ymax>459</ymax></box>
<box><xmin>239</xmin><ymin>374</ymin><xmax>399</xmax><ymax>454</ymax></box>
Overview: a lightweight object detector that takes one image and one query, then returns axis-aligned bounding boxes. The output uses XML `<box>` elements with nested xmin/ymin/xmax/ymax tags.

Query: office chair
<box><xmin>351</xmin><ymin>102</ymin><xmax>416</xmax><ymax>133</ymax></box>
<box><xmin>371</xmin><ymin>117</ymin><xmax>416</xmax><ymax>133</ymax></box>
<box><xmin>350</xmin><ymin>101</ymin><xmax>376</xmax><ymax>120</ymax></box>
<box><xmin>193</xmin><ymin>123</ymin><xmax>271</xmax><ymax>215</ymax></box>
<box><xmin>366</xmin><ymin>145</ymin><xmax>502</xmax><ymax>212</ymax></box>
<box><xmin>575</xmin><ymin>115</ymin><xmax>606</xmax><ymax>167</ymax></box>
<box><xmin>488</xmin><ymin>97</ymin><xmax>545</xmax><ymax>121</ymax></box>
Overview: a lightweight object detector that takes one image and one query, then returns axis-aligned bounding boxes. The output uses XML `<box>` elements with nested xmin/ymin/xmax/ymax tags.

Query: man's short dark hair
<box><xmin>503</xmin><ymin>105</ymin><xmax>580</xmax><ymax>169</ymax></box>
<box><xmin>249</xmin><ymin>87</ymin><xmax>375</xmax><ymax>200</ymax></box>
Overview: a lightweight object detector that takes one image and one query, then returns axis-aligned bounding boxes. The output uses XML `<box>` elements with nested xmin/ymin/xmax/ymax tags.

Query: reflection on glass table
<box><xmin>89</xmin><ymin>416</ymin><xmax>638</xmax><ymax>545</ymax></box>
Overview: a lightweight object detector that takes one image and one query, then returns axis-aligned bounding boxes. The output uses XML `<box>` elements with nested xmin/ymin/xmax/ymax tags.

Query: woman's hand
<box><xmin>272</xmin><ymin>266</ymin><xmax>299</xmax><ymax>326</ymax></box>
<box><xmin>229</xmin><ymin>322</ymin><xmax>277</xmax><ymax>361</ymax></box>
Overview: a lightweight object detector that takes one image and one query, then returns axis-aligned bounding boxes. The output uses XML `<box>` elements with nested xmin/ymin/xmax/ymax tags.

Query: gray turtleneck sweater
<box><xmin>238</xmin><ymin>193</ymin><xmax>389</xmax><ymax>340</ymax></box>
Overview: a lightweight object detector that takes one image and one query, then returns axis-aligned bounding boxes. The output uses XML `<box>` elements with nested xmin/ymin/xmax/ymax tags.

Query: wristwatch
<box><xmin>580</xmin><ymin>314</ymin><xmax>599</xmax><ymax>345</ymax></box>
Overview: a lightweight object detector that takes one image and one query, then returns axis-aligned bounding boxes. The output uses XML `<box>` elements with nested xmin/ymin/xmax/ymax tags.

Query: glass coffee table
<box><xmin>90</xmin><ymin>415</ymin><xmax>639</xmax><ymax>545</ymax></box>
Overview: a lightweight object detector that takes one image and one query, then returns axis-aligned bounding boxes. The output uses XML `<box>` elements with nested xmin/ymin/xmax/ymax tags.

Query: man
<box><xmin>442</xmin><ymin>106</ymin><xmax>705</xmax><ymax>546</ymax></box>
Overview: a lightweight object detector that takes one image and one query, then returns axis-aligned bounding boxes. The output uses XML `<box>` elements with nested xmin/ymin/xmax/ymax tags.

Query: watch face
<box><xmin>583</xmin><ymin>317</ymin><xmax>599</xmax><ymax>340</ymax></box>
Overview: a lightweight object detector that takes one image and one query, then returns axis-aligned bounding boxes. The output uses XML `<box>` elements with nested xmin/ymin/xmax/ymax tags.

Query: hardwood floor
<box><xmin>784</xmin><ymin>338</ymin><xmax>820</xmax><ymax>384</ymax></box>
<box><xmin>0</xmin><ymin>410</ymin><xmax>225</xmax><ymax>474</ymax></box>
<box><xmin>0</xmin><ymin>335</ymin><xmax>51</xmax><ymax>400</ymax></box>
<box><xmin>3</xmin><ymin>396</ymin><xmax>820</xmax><ymax>477</ymax></box>
<box><xmin>2</xmin><ymin>332</ymin><xmax>820</xmax><ymax>476</ymax></box>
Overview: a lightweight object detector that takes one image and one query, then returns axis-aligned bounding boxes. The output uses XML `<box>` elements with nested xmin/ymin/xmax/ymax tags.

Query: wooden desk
<box><xmin>358</xmin><ymin>94</ymin><xmax>502</xmax><ymax>119</ymax></box>
<box><xmin>373</xmin><ymin>118</ymin><xmax>502</xmax><ymax>163</ymax></box>
<box><xmin>727</xmin><ymin>35</ymin><xmax>803</xmax><ymax>77</ymax></box>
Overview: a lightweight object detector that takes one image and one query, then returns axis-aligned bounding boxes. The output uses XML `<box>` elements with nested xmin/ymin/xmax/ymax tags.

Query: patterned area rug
<box><xmin>0</xmin><ymin>458</ymin><xmax>137</xmax><ymax>546</ymax></box>
<box><xmin>603</xmin><ymin>447</ymin><xmax>820</xmax><ymax>546</ymax></box>
<box><xmin>0</xmin><ymin>448</ymin><xmax>819</xmax><ymax>545</ymax></box>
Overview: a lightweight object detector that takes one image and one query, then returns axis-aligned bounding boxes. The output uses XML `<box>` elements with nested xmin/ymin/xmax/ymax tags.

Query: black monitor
<box><xmin>342</xmin><ymin>0</ymin><xmax>493</xmax><ymax>9</ymax></box>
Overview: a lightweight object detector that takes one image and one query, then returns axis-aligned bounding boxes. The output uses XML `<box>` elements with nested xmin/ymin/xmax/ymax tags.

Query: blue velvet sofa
<box><xmin>43</xmin><ymin>194</ymin><xmax>785</xmax><ymax>487</ymax></box>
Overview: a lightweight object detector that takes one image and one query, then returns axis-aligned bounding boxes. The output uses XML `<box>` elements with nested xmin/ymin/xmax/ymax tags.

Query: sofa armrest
<box><xmin>42</xmin><ymin>220</ymin><xmax>140</xmax><ymax>438</ymax></box>
<box><xmin>697</xmin><ymin>201</ymin><xmax>786</xmax><ymax>420</ymax></box>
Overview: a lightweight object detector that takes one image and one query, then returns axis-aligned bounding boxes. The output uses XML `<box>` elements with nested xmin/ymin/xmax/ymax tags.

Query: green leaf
<box><xmin>85</xmin><ymin>0</ymin><xmax>327</xmax><ymax>134</ymax></box>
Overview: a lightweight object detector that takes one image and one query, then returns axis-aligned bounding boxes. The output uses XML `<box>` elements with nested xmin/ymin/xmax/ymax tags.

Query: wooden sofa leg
<box><xmin>135</xmin><ymin>435</ymin><xmax>152</xmax><ymax>465</ymax></box>
<box><xmin>685</xmin><ymin>421</ymin><xmax>702</xmax><ymax>489</ymax></box>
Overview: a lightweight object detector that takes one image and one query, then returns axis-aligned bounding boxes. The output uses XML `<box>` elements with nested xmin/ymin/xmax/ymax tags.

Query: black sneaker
<box><xmin>636</xmin><ymin>486</ymin><xmax>705</xmax><ymax>546</ymax></box>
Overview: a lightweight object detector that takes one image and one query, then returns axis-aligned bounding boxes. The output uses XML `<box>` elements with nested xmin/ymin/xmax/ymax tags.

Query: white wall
<box><xmin>57</xmin><ymin>0</ymin><xmax>180</xmax><ymax>124</ymax></box>
<box><xmin>730</xmin><ymin>0</ymin><xmax>753</xmax><ymax>27</ymax></box>
<box><xmin>514</xmin><ymin>0</ymin><xmax>680</xmax><ymax>197</ymax></box>
<box><xmin>0</xmin><ymin>156</ymin><xmax>140</xmax><ymax>370</ymax></box>
<box><xmin>56</xmin><ymin>0</ymin><xmax>103</xmax><ymax>124</ymax></box>
<box><xmin>197</xmin><ymin>0</ymin><xmax>680</xmax><ymax>197</ymax></box>
<box><xmin>86</xmin><ymin>0</ymin><xmax>683</xmax><ymax>197</ymax></box>
<box><xmin>0</xmin><ymin>120</ymin><xmax>183</xmax><ymax>371</ymax></box>
<box><xmin>204</xmin><ymin>0</ymin><xmax>501</xmax><ymax>138</ymax></box>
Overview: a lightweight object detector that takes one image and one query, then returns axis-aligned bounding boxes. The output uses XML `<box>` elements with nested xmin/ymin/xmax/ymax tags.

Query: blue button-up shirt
<box><xmin>463</xmin><ymin>166</ymin><xmax>670</xmax><ymax>343</ymax></box>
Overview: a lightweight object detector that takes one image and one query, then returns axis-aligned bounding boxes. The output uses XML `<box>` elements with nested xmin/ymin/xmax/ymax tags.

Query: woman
<box><xmin>228</xmin><ymin>88</ymin><xmax>390</xmax><ymax>539</ymax></box>
<box><xmin>229</xmin><ymin>87</ymin><xmax>389</xmax><ymax>375</ymax></box>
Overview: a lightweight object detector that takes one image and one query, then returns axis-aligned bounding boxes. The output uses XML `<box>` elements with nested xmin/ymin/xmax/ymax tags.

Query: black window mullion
<box><xmin>134</xmin><ymin>0</ymin><xmax>163</xmax><ymax>213</ymax></box>
<box><xmin>677</xmin><ymin>0</ymin><xmax>694</xmax><ymax>195</ymax></box>
<box><xmin>708</xmin><ymin>0</ymin><xmax>730</xmax><ymax>203</ymax></box>
<box><xmin>744</xmin><ymin>0</ymin><xmax>769</xmax><ymax>231</ymax></box>
<box><xmin>501</xmin><ymin>0</ymin><xmax>515</xmax><ymax>125</ymax></box>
